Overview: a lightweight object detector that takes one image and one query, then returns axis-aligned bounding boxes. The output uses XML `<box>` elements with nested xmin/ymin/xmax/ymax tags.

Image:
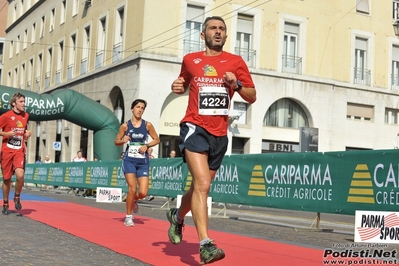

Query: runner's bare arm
<box><xmin>114</xmin><ymin>123</ymin><xmax>130</xmax><ymax>146</ymax></box>
<box><xmin>235</xmin><ymin>86</ymin><xmax>256</xmax><ymax>104</ymax></box>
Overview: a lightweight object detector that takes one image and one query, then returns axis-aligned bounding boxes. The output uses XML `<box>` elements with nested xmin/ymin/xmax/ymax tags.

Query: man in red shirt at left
<box><xmin>0</xmin><ymin>92</ymin><xmax>32</xmax><ymax>214</ymax></box>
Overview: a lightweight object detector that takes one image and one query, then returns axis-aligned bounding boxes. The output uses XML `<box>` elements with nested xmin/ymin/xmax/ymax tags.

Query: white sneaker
<box><xmin>133</xmin><ymin>201</ymin><xmax>139</xmax><ymax>213</ymax></box>
<box><xmin>124</xmin><ymin>216</ymin><xmax>134</xmax><ymax>226</ymax></box>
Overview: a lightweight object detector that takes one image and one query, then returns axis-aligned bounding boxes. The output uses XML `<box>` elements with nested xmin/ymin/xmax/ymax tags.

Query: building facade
<box><xmin>0</xmin><ymin>0</ymin><xmax>8</xmax><ymax>84</ymax></box>
<box><xmin>2</xmin><ymin>0</ymin><xmax>399</xmax><ymax>163</ymax></box>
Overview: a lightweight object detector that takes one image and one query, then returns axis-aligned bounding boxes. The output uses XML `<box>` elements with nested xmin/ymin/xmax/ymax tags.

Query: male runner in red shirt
<box><xmin>168</xmin><ymin>16</ymin><xmax>256</xmax><ymax>264</ymax></box>
<box><xmin>0</xmin><ymin>92</ymin><xmax>31</xmax><ymax>214</ymax></box>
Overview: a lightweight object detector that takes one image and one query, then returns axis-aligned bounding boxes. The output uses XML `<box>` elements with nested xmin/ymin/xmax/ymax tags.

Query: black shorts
<box><xmin>179</xmin><ymin>122</ymin><xmax>228</xmax><ymax>170</ymax></box>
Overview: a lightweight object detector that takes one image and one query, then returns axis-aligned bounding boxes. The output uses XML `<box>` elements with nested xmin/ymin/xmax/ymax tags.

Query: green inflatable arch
<box><xmin>0</xmin><ymin>85</ymin><xmax>121</xmax><ymax>161</ymax></box>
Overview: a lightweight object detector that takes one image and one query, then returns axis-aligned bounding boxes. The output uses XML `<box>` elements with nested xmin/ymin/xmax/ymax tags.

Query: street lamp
<box><xmin>393</xmin><ymin>20</ymin><xmax>399</xmax><ymax>37</ymax></box>
<box><xmin>56</xmin><ymin>119</ymin><xmax>62</xmax><ymax>134</ymax></box>
<box><xmin>114</xmin><ymin>100</ymin><xmax>123</xmax><ymax>124</ymax></box>
<box><xmin>36</xmin><ymin>121</ymin><xmax>41</xmax><ymax>137</ymax></box>
<box><xmin>228</xmin><ymin>102</ymin><xmax>246</xmax><ymax>125</ymax></box>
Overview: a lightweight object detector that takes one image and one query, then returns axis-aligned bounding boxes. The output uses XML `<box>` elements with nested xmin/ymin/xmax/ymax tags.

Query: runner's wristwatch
<box><xmin>234</xmin><ymin>80</ymin><xmax>243</xmax><ymax>92</ymax></box>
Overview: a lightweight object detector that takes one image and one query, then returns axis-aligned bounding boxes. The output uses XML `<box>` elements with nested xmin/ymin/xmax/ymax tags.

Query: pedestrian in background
<box><xmin>35</xmin><ymin>155</ymin><xmax>42</xmax><ymax>164</ymax></box>
<box><xmin>0</xmin><ymin>92</ymin><xmax>32</xmax><ymax>214</ymax></box>
<box><xmin>43</xmin><ymin>155</ymin><xmax>52</xmax><ymax>163</ymax></box>
<box><xmin>168</xmin><ymin>16</ymin><xmax>256</xmax><ymax>264</ymax></box>
<box><xmin>114</xmin><ymin>99</ymin><xmax>160</xmax><ymax>226</ymax></box>
<box><xmin>72</xmin><ymin>151</ymin><xmax>87</xmax><ymax>162</ymax></box>
<box><xmin>168</xmin><ymin>149</ymin><xmax>177</xmax><ymax>201</ymax></box>
<box><xmin>148</xmin><ymin>147</ymin><xmax>155</xmax><ymax>159</ymax></box>
<box><xmin>72</xmin><ymin>151</ymin><xmax>87</xmax><ymax>195</ymax></box>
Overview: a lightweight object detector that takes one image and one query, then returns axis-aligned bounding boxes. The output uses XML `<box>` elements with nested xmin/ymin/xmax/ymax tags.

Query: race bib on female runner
<box><xmin>127</xmin><ymin>142</ymin><xmax>145</xmax><ymax>159</ymax></box>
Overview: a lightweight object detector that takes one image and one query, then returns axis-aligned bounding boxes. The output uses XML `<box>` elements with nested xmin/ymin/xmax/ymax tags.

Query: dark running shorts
<box><xmin>122</xmin><ymin>159</ymin><xmax>149</xmax><ymax>177</ymax></box>
<box><xmin>179</xmin><ymin>122</ymin><xmax>228</xmax><ymax>170</ymax></box>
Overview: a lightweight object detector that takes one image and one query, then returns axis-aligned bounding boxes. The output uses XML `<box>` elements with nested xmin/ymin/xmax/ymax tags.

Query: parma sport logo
<box><xmin>356</xmin><ymin>211</ymin><xmax>399</xmax><ymax>243</ymax></box>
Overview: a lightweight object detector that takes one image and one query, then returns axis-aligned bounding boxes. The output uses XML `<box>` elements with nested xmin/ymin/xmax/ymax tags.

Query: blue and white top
<box><xmin>123</xmin><ymin>119</ymin><xmax>149</xmax><ymax>162</ymax></box>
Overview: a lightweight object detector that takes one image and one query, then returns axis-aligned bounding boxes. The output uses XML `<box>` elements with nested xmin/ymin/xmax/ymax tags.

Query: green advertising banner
<box><xmin>0</xmin><ymin>86</ymin><xmax>121</xmax><ymax>160</ymax></box>
<box><xmin>15</xmin><ymin>149</ymin><xmax>399</xmax><ymax>216</ymax></box>
<box><xmin>23</xmin><ymin>161</ymin><xmax>127</xmax><ymax>189</ymax></box>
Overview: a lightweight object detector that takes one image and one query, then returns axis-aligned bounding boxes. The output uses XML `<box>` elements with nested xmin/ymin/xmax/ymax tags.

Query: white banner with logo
<box><xmin>355</xmin><ymin>210</ymin><xmax>399</xmax><ymax>243</ymax></box>
<box><xmin>96</xmin><ymin>187</ymin><xmax>122</xmax><ymax>203</ymax></box>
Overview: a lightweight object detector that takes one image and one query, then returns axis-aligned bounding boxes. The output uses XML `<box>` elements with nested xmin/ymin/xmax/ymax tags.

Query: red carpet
<box><xmin>20</xmin><ymin>201</ymin><xmax>323</xmax><ymax>265</ymax></box>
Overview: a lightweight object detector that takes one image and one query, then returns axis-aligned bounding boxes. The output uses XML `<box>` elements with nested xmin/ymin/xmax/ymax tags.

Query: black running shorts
<box><xmin>179</xmin><ymin>122</ymin><xmax>228</xmax><ymax>170</ymax></box>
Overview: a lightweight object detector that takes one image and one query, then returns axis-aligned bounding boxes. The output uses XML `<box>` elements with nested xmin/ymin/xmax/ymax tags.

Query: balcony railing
<box><xmin>354</xmin><ymin>68</ymin><xmax>371</xmax><ymax>86</ymax></box>
<box><xmin>282</xmin><ymin>55</ymin><xmax>302</xmax><ymax>74</ymax></box>
<box><xmin>26</xmin><ymin>80</ymin><xmax>31</xmax><ymax>91</ymax></box>
<box><xmin>112</xmin><ymin>42</ymin><xmax>122</xmax><ymax>63</ymax></box>
<box><xmin>44</xmin><ymin>71</ymin><xmax>50</xmax><ymax>89</ymax></box>
<box><xmin>95</xmin><ymin>51</ymin><xmax>104</xmax><ymax>69</ymax></box>
<box><xmin>55</xmin><ymin>69</ymin><xmax>61</xmax><ymax>84</ymax></box>
<box><xmin>183</xmin><ymin>39</ymin><xmax>204</xmax><ymax>55</ymax></box>
<box><xmin>67</xmin><ymin>64</ymin><xmax>74</xmax><ymax>80</ymax></box>
<box><xmin>80</xmin><ymin>58</ymin><xmax>88</xmax><ymax>74</ymax></box>
<box><xmin>35</xmin><ymin>76</ymin><xmax>40</xmax><ymax>91</ymax></box>
<box><xmin>234</xmin><ymin>47</ymin><xmax>256</xmax><ymax>68</ymax></box>
<box><xmin>392</xmin><ymin>74</ymin><xmax>399</xmax><ymax>90</ymax></box>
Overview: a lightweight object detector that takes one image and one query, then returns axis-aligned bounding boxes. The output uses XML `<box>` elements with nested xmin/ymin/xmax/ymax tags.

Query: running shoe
<box><xmin>166</xmin><ymin>208</ymin><xmax>184</xmax><ymax>244</ymax></box>
<box><xmin>124</xmin><ymin>216</ymin><xmax>134</xmax><ymax>227</ymax></box>
<box><xmin>132</xmin><ymin>200</ymin><xmax>139</xmax><ymax>213</ymax></box>
<box><xmin>199</xmin><ymin>241</ymin><xmax>225</xmax><ymax>265</ymax></box>
<box><xmin>2</xmin><ymin>204</ymin><xmax>9</xmax><ymax>215</ymax></box>
<box><xmin>14</xmin><ymin>196</ymin><xmax>22</xmax><ymax>210</ymax></box>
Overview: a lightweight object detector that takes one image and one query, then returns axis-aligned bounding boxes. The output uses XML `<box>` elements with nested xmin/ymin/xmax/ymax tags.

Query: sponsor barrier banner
<box><xmin>20</xmin><ymin>149</ymin><xmax>399</xmax><ymax>215</ymax></box>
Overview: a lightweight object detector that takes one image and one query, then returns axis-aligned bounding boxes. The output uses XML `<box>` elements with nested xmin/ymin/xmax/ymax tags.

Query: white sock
<box><xmin>200</xmin><ymin>238</ymin><xmax>211</xmax><ymax>246</ymax></box>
